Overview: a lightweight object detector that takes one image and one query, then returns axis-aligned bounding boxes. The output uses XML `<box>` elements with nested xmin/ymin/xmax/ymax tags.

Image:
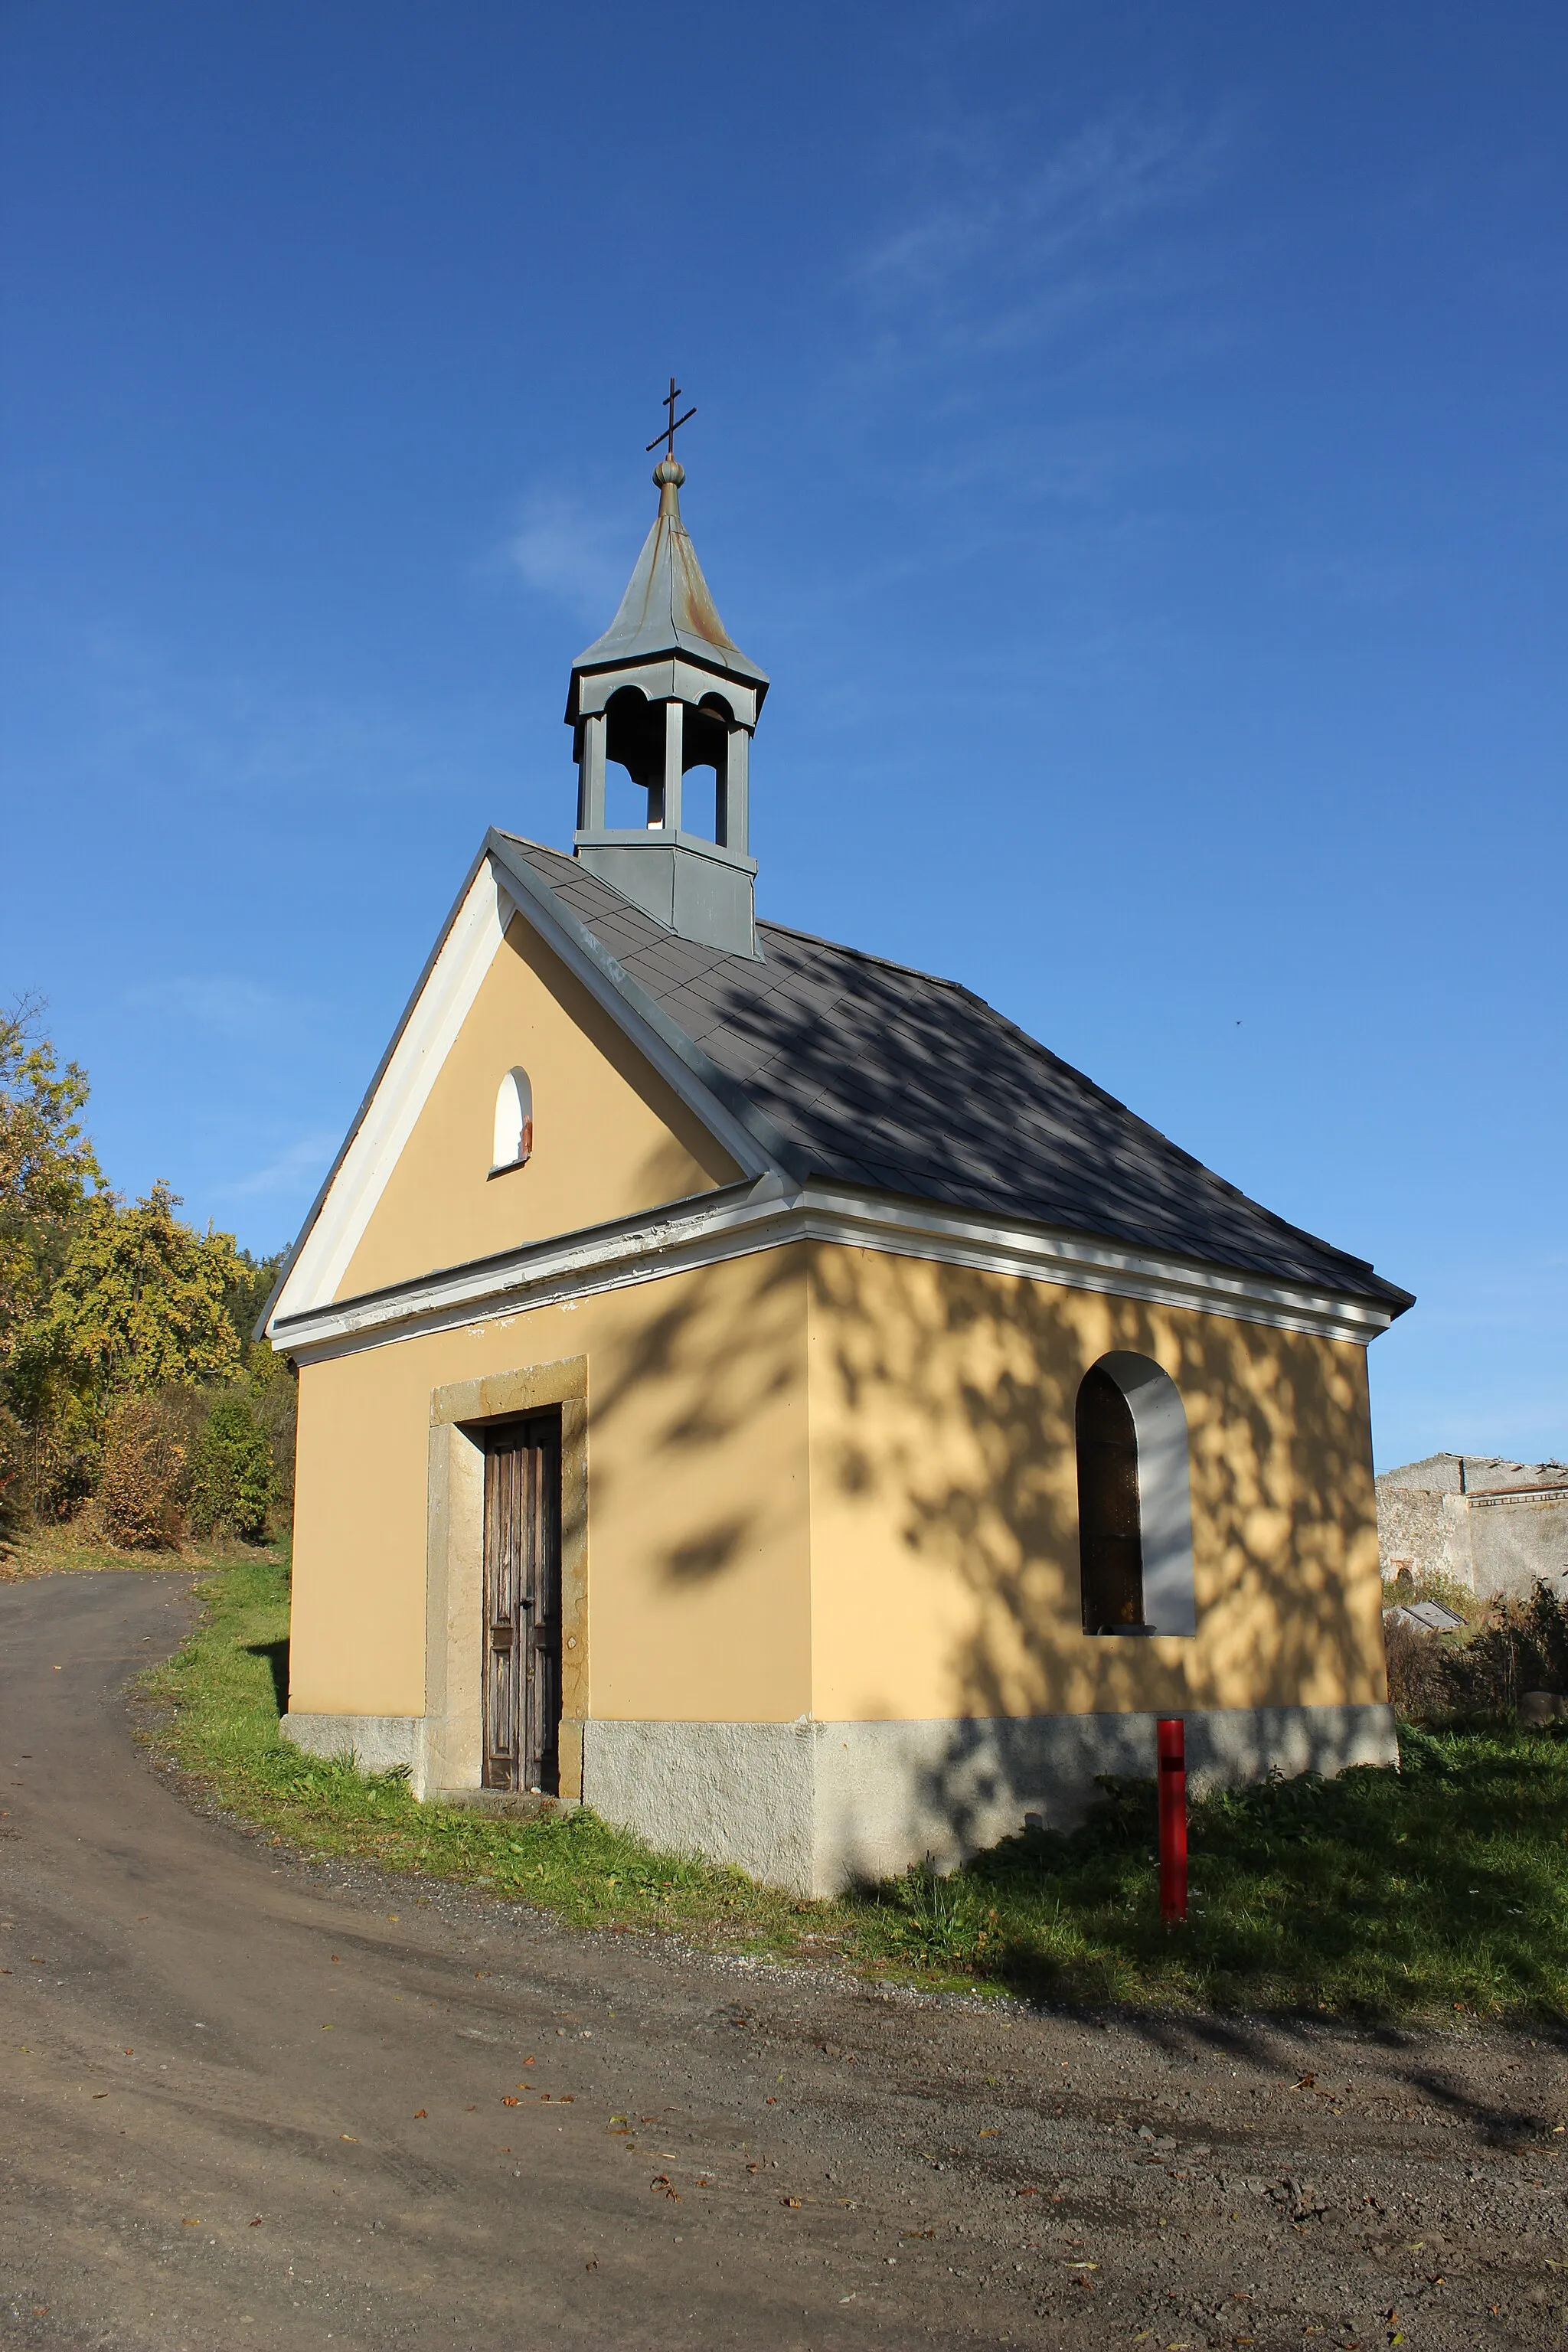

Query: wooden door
<box><xmin>482</xmin><ymin>1413</ymin><xmax>562</xmax><ymax>1793</ymax></box>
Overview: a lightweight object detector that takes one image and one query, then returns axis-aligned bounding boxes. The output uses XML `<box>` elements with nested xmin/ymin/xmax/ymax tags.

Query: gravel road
<box><xmin>2</xmin><ymin>1567</ymin><xmax>1565</xmax><ymax>2350</ymax></box>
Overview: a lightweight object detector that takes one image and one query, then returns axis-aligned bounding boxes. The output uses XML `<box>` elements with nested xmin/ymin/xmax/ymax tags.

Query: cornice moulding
<box><xmin>271</xmin><ymin>1176</ymin><xmax>1397</xmax><ymax>1363</ymax></box>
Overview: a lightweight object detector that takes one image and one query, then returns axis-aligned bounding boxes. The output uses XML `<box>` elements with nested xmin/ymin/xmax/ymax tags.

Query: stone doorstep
<box><xmin>426</xmin><ymin>1785</ymin><xmax>581</xmax><ymax>1821</ymax></box>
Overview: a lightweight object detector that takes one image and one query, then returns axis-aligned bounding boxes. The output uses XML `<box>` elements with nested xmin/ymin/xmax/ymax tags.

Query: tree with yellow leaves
<box><xmin>31</xmin><ymin>1179</ymin><xmax>244</xmax><ymax>1400</ymax></box>
<box><xmin>0</xmin><ymin>996</ymin><xmax>103</xmax><ymax>1381</ymax></box>
<box><xmin>2</xmin><ymin>1002</ymin><xmax>254</xmax><ymax>1526</ymax></box>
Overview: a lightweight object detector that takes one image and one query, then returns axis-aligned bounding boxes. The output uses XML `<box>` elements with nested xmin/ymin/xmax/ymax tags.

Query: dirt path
<box><xmin>2</xmin><ymin>1570</ymin><xmax>1565</xmax><ymax>2350</ymax></box>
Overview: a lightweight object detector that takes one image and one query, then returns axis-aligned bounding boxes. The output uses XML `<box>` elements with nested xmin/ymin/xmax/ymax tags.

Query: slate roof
<box><xmin>496</xmin><ymin>834</ymin><xmax>1411</xmax><ymax>1312</ymax></box>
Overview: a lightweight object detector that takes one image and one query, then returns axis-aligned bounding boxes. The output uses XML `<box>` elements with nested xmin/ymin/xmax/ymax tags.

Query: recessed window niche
<box><xmin>1076</xmin><ymin>1352</ymin><xmax>1197</xmax><ymax>1637</ymax></box>
<box><xmin>490</xmin><ymin>1067</ymin><xmax>534</xmax><ymax>1177</ymax></box>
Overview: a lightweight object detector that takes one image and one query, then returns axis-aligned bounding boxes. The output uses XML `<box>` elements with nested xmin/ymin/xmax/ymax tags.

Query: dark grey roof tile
<box><xmin>495</xmin><ymin>835</ymin><xmax>1407</xmax><ymax>1308</ymax></box>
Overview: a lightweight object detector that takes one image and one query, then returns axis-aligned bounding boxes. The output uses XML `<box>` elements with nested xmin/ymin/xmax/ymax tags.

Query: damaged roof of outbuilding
<box><xmin>492</xmin><ymin>832</ymin><xmax>1413</xmax><ymax>1314</ymax></box>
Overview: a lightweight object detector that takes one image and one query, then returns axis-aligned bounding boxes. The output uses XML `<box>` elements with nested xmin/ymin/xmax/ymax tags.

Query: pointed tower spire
<box><xmin>567</xmin><ymin>419</ymin><xmax>768</xmax><ymax>959</ymax></box>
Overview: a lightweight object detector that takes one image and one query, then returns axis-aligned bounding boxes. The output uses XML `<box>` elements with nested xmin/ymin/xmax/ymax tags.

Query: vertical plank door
<box><xmin>481</xmin><ymin>1413</ymin><xmax>563</xmax><ymax>1793</ymax></box>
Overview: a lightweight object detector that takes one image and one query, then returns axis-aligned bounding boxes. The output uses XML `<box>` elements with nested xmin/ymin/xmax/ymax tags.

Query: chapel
<box><xmin>266</xmin><ymin>439</ymin><xmax>1413</xmax><ymax>1896</ymax></box>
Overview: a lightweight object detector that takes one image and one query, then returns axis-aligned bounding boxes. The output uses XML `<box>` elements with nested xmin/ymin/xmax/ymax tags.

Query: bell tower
<box><xmin>567</xmin><ymin>403</ymin><xmax>768</xmax><ymax>958</ymax></box>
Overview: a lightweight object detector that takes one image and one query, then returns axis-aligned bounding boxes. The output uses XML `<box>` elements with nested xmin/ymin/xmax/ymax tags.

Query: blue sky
<box><xmin>2</xmin><ymin>1</ymin><xmax>1563</xmax><ymax>1468</ymax></box>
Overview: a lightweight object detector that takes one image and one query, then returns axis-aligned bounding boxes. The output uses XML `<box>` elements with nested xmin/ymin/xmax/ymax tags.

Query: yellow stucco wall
<box><xmin>289</xmin><ymin>1234</ymin><xmax>1385</xmax><ymax>1733</ymax></box>
<box><xmin>337</xmin><ymin>912</ymin><xmax>740</xmax><ymax>1300</ymax></box>
<box><xmin>804</xmin><ymin>1243</ymin><xmax>1387</xmax><ymax>1723</ymax></box>
<box><xmin>288</xmin><ymin>1243</ymin><xmax>812</xmax><ymax>1723</ymax></box>
<box><xmin>283</xmin><ymin>864</ymin><xmax>1386</xmax><ymax>1758</ymax></box>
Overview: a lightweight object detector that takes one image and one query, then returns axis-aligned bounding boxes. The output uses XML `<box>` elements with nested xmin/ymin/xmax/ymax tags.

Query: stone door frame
<box><xmin>421</xmin><ymin>1357</ymin><xmax>588</xmax><ymax>1798</ymax></box>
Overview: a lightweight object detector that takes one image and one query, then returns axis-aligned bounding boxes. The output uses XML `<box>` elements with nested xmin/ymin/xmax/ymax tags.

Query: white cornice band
<box><xmin>270</xmin><ymin>1175</ymin><xmax>1398</xmax><ymax>1363</ymax></box>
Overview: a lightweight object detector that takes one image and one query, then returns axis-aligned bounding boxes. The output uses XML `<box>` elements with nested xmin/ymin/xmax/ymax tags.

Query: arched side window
<box><xmin>490</xmin><ymin>1068</ymin><xmax>533</xmax><ymax>1175</ymax></box>
<box><xmin>1076</xmin><ymin>1352</ymin><xmax>1196</xmax><ymax>1638</ymax></box>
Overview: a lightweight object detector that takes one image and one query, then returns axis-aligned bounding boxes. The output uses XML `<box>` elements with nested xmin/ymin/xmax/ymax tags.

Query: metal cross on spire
<box><xmin>645</xmin><ymin>376</ymin><xmax>696</xmax><ymax>458</ymax></box>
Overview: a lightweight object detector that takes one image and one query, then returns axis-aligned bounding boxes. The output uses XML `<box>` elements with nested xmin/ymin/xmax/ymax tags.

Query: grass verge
<box><xmin>139</xmin><ymin>1550</ymin><xmax>1568</xmax><ymax>2023</ymax></box>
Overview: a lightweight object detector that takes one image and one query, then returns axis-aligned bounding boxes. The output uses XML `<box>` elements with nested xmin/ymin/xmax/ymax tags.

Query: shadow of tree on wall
<box><xmin>564</xmin><ymin>931</ymin><xmax>1390</xmax><ymax>1856</ymax></box>
<box><xmin>665</xmin><ymin>1517</ymin><xmax>756</xmax><ymax>1583</ymax></box>
<box><xmin>564</xmin><ymin>1199</ymin><xmax>1383</xmax><ymax>1862</ymax></box>
<box><xmin>811</xmin><ymin>1243</ymin><xmax>1385</xmax><ymax>1844</ymax></box>
<box><xmin>580</xmin><ymin>1217</ymin><xmax>805</xmax><ymax>1600</ymax></box>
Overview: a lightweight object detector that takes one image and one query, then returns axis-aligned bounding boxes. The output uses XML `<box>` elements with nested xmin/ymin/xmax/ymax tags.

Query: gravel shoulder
<box><xmin>2</xmin><ymin>1568</ymin><xmax>1566</xmax><ymax>2351</ymax></box>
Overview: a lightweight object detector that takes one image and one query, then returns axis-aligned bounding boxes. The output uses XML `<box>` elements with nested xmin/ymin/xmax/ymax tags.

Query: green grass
<box><xmin>139</xmin><ymin>1550</ymin><xmax>1568</xmax><ymax>2024</ymax></box>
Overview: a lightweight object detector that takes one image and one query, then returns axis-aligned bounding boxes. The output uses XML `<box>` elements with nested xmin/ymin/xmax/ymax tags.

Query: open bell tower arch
<box><xmin>567</xmin><ymin>433</ymin><xmax>769</xmax><ymax>959</ymax></box>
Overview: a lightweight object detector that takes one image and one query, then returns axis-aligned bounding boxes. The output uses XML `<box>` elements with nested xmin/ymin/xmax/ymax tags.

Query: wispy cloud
<box><xmin>505</xmin><ymin>490</ymin><xmax>639</xmax><ymax>622</ymax></box>
<box><xmin>852</xmin><ymin>100</ymin><xmax>1238</xmax><ymax>367</ymax></box>
<box><xmin>214</xmin><ymin>1131</ymin><xmax>340</xmax><ymax>1202</ymax></box>
<box><xmin>124</xmin><ymin>976</ymin><xmax>302</xmax><ymax>1041</ymax></box>
<box><xmin>9</xmin><ymin>612</ymin><xmax>511</xmax><ymax>817</ymax></box>
<box><xmin>1279</xmin><ymin>548</ymin><xmax>1458</xmax><ymax>610</ymax></box>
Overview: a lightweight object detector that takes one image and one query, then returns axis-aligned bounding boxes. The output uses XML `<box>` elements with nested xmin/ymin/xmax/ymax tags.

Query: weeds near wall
<box><xmin>1384</xmin><ymin>1578</ymin><xmax>1568</xmax><ymax>1724</ymax></box>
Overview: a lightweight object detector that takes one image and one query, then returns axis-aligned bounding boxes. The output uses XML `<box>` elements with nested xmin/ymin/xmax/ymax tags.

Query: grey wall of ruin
<box><xmin>1377</xmin><ymin>1453</ymin><xmax>1568</xmax><ymax>1602</ymax></box>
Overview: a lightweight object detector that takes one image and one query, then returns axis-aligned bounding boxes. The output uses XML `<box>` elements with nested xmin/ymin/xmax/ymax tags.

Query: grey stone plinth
<box><xmin>582</xmin><ymin>1704</ymin><xmax>1400</xmax><ymax>1898</ymax></box>
<box><xmin>279</xmin><ymin>1701</ymin><xmax>1399</xmax><ymax>1896</ymax></box>
<box><xmin>279</xmin><ymin>1711</ymin><xmax>420</xmax><ymax>1775</ymax></box>
<box><xmin>582</xmin><ymin>1719</ymin><xmax>818</xmax><ymax>1892</ymax></box>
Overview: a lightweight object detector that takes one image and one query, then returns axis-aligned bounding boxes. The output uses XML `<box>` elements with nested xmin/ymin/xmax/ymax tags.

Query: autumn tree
<box><xmin>0</xmin><ymin>998</ymin><xmax>103</xmax><ymax>1380</ymax></box>
<box><xmin>0</xmin><ymin>1001</ymin><xmax>106</xmax><ymax>1526</ymax></box>
<box><xmin>1</xmin><ymin>1001</ymin><xmax>288</xmax><ymax>1536</ymax></box>
<box><xmin>30</xmin><ymin>1180</ymin><xmax>245</xmax><ymax>1403</ymax></box>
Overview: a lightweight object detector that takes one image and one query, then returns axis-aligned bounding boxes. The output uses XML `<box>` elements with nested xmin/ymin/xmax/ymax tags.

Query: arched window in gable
<box><xmin>1076</xmin><ymin>1353</ymin><xmax>1196</xmax><ymax>1637</ymax></box>
<box><xmin>491</xmin><ymin>1068</ymin><xmax>534</xmax><ymax>1175</ymax></box>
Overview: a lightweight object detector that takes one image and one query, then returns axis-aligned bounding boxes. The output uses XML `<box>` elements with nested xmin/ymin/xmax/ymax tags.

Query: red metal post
<box><xmin>1157</xmin><ymin>1717</ymin><xmax>1187</xmax><ymax>1925</ymax></box>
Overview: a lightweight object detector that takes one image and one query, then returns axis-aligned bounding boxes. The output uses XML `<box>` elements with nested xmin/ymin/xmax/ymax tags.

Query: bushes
<box><xmin>0</xmin><ymin>1406</ymin><xmax>23</xmax><ymax>1545</ymax></box>
<box><xmin>188</xmin><ymin>1395</ymin><xmax>273</xmax><ymax>1543</ymax></box>
<box><xmin>90</xmin><ymin>1384</ymin><xmax>276</xmax><ymax>1551</ymax></box>
<box><xmin>100</xmin><ymin>1392</ymin><xmax>194</xmax><ymax>1548</ymax></box>
<box><xmin>1387</xmin><ymin>1578</ymin><xmax>1568</xmax><ymax>1725</ymax></box>
<box><xmin>246</xmin><ymin>1348</ymin><xmax>297</xmax><ymax>1520</ymax></box>
<box><xmin>1383</xmin><ymin>1614</ymin><xmax>1452</xmax><ymax>1721</ymax></box>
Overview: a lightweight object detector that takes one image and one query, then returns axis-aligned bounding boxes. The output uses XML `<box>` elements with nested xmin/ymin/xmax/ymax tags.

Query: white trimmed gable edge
<box><xmin>263</xmin><ymin>840</ymin><xmax>786</xmax><ymax>1335</ymax></box>
<box><xmin>267</xmin><ymin>859</ymin><xmax>513</xmax><ymax>1327</ymax></box>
